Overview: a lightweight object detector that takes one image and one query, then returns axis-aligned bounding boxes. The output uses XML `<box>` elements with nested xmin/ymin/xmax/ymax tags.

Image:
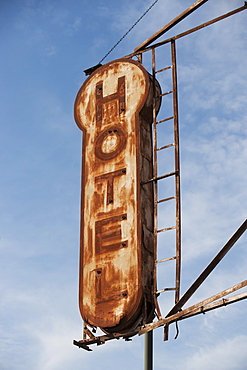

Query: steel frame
<box><xmin>74</xmin><ymin>3</ymin><xmax>247</xmax><ymax>350</ymax></box>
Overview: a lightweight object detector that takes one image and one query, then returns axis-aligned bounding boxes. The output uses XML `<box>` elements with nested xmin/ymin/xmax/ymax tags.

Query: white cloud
<box><xmin>183</xmin><ymin>335</ymin><xmax>247</xmax><ymax>370</ymax></box>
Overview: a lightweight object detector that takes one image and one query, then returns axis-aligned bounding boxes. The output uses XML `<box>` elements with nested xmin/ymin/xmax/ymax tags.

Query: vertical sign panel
<box><xmin>74</xmin><ymin>59</ymin><xmax>160</xmax><ymax>333</ymax></box>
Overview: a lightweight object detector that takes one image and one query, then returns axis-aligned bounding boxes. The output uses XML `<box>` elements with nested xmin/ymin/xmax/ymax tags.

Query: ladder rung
<box><xmin>156</xmin><ymin>256</ymin><xmax>176</xmax><ymax>263</ymax></box>
<box><xmin>155</xmin><ymin>66</ymin><xmax>172</xmax><ymax>73</ymax></box>
<box><xmin>156</xmin><ymin>143</ymin><xmax>174</xmax><ymax>151</ymax></box>
<box><xmin>156</xmin><ymin>287</ymin><xmax>176</xmax><ymax>294</ymax></box>
<box><xmin>156</xmin><ymin>116</ymin><xmax>174</xmax><ymax>124</ymax></box>
<box><xmin>141</xmin><ymin>171</ymin><xmax>178</xmax><ymax>185</ymax></box>
<box><xmin>157</xmin><ymin>196</ymin><xmax>176</xmax><ymax>204</ymax></box>
<box><xmin>157</xmin><ymin>226</ymin><xmax>176</xmax><ymax>233</ymax></box>
<box><xmin>157</xmin><ymin>171</ymin><xmax>178</xmax><ymax>180</ymax></box>
<box><xmin>160</xmin><ymin>90</ymin><xmax>173</xmax><ymax>97</ymax></box>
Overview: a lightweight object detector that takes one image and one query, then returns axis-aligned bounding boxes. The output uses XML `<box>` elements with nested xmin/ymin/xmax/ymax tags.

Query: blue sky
<box><xmin>0</xmin><ymin>0</ymin><xmax>246</xmax><ymax>369</ymax></box>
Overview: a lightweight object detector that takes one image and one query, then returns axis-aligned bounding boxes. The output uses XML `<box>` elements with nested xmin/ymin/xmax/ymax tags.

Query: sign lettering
<box><xmin>74</xmin><ymin>58</ymin><xmax>160</xmax><ymax>332</ymax></box>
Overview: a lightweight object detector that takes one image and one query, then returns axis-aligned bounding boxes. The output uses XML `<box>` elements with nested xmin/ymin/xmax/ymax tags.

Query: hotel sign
<box><xmin>74</xmin><ymin>58</ymin><xmax>160</xmax><ymax>333</ymax></box>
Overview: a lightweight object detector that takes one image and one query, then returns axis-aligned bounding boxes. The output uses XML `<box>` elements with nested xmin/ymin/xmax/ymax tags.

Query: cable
<box><xmin>98</xmin><ymin>0</ymin><xmax>160</xmax><ymax>64</ymax></box>
<box><xmin>174</xmin><ymin>321</ymin><xmax>179</xmax><ymax>340</ymax></box>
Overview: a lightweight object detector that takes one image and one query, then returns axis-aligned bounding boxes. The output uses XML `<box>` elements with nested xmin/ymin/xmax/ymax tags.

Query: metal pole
<box><xmin>144</xmin><ymin>331</ymin><xmax>153</xmax><ymax>370</ymax></box>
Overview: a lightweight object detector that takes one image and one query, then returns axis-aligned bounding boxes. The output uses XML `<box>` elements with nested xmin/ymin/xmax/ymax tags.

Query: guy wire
<box><xmin>98</xmin><ymin>0</ymin><xmax>160</xmax><ymax>64</ymax></box>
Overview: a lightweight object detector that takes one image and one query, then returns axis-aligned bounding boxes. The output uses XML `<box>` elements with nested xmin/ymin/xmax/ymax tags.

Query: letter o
<box><xmin>95</xmin><ymin>126</ymin><xmax>127</xmax><ymax>161</ymax></box>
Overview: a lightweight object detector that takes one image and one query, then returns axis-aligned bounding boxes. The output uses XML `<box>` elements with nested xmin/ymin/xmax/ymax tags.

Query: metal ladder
<box><xmin>149</xmin><ymin>39</ymin><xmax>181</xmax><ymax>320</ymax></box>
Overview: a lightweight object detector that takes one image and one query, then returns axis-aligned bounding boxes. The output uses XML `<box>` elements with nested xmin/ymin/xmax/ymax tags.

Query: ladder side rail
<box><xmin>152</xmin><ymin>47</ymin><xmax>162</xmax><ymax>319</ymax></box>
<box><xmin>171</xmin><ymin>39</ymin><xmax>181</xmax><ymax>304</ymax></box>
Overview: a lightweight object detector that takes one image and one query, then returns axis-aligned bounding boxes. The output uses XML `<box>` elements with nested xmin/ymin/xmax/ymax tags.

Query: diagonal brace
<box><xmin>166</xmin><ymin>219</ymin><xmax>247</xmax><ymax>317</ymax></box>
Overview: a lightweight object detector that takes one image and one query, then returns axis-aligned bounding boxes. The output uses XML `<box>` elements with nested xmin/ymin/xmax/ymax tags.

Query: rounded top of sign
<box><xmin>84</xmin><ymin>57</ymin><xmax>149</xmax><ymax>78</ymax></box>
<box><xmin>74</xmin><ymin>58</ymin><xmax>151</xmax><ymax>132</ymax></box>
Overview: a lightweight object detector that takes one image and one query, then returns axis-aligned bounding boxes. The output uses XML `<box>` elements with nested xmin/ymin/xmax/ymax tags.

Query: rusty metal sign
<box><xmin>73</xmin><ymin>2</ymin><xmax>247</xmax><ymax>353</ymax></box>
<box><xmin>74</xmin><ymin>58</ymin><xmax>161</xmax><ymax>333</ymax></box>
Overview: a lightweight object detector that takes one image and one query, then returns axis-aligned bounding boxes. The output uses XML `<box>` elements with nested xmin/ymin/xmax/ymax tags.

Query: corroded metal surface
<box><xmin>74</xmin><ymin>58</ymin><xmax>160</xmax><ymax>333</ymax></box>
<box><xmin>73</xmin><ymin>4</ymin><xmax>247</xmax><ymax>351</ymax></box>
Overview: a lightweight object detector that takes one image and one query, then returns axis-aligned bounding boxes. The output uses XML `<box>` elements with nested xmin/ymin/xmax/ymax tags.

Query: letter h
<box><xmin>96</xmin><ymin>76</ymin><xmax>125</xmax><ymax>122</ymax></box>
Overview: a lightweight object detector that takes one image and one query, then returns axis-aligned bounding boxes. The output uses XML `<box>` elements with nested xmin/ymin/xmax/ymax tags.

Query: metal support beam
<box><xmin>125</xmin><ymin>3</ymin><xmax>247</xmax><ymax>60</ymax></box>
<box><xmin>150</xmin><ymin>2</ymin><xmax>247</xmax><ymax>48</ymax></box>
<box><xmin>134</xmin><ymin>0</ymin><xmax>209</xmax><ymax>52</ymax></box>
<box><xmin>139</xmin><ymin>280</ymin><xmax>247</xmax><ymax>334</ymax></box>
<box><xmin>177</xmin><ymin>291</ymin><xmax>247</xmax><ymax>321</ymax></box>
<box><xmin>166</xmin><ymin>219</ymin><xmax>247</xmax><ymax>318</ymax></box>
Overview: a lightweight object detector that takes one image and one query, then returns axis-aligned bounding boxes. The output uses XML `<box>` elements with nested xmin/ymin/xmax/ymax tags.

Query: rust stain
<box><xmin>74</xmin><ymin>58</ymin><xmax>160</xmax><ymax>333</ymax></box>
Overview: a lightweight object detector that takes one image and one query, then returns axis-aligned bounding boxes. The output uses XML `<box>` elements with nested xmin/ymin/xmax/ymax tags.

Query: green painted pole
<box><xmin>144</xmin><ymin>331</ymin><xmax>153</xmax><ymax>370</ymax></box>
